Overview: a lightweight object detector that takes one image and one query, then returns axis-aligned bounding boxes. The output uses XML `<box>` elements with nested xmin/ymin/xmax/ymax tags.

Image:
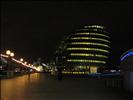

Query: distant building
<box><xmin>56</xmin><ymin>25</ymin><xmax>110</xmax><ymax>74</ymax></box>
<box><xmin>120</xmin><ymin>49</ymin><xmax>133</xmax><ymax>92</ymax></box>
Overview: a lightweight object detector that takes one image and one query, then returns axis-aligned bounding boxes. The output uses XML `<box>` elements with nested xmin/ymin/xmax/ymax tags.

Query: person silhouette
<box><xmin>57</xmin><ymin>67</ymin><xmax>62</xmax><ymax>80</ymax></box>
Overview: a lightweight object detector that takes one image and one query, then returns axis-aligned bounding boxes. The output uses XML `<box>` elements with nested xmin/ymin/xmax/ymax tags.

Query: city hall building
<box><xmin>56</xmin><ymin>25</ymin><xmax>110</xmax><ymax>74</ymax></box>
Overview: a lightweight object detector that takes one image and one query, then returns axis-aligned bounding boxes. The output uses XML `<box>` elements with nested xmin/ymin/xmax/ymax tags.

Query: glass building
<box><xmin>56</xmin><ymin>25</ymin><xmax>110</xmax><ymax>74</ymax></box>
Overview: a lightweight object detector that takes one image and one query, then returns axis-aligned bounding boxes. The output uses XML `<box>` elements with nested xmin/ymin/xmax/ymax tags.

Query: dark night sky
<box><xmin>1</xmin><ymin>1</ymin><xmax>133</xmax><ymax>65</ymax></box>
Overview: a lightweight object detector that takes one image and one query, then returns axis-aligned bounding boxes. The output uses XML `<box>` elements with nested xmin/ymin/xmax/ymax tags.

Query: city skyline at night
<box><xmin>1</xmin><ymin>1</ymin><xmax>133</xmax><ymax>65</ymax></box>
<box><xmin>1</xmin><ymin>1</ymin><xmax>133</xmax><ymax>100</ymax></box>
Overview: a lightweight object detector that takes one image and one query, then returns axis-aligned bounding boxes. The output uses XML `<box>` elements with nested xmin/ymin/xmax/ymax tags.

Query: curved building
<box><xmin>120</xmin><ymin>49</ymin><xmax>133</xmax><ymax>92</ymax></box>
<box><xmin>57</xmin><ymin>25</ymin><xmax>110</xmax><ymax>74</ymax></box>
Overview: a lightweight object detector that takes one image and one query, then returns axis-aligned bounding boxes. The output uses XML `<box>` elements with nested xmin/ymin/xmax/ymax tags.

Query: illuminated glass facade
<box><xmin>57</xmin><ymin>25</ymin><xmax>110</xmax><ymax>74</ymax></box>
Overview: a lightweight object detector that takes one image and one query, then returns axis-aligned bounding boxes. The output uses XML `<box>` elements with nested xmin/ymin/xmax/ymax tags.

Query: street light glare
<box><xmin>6</xmin><ymin>50</ymin><xmax>11</xmax><ymax>55</ymax></box>
<box><xmin>10</xmin><ymin>52</ymin><xmax>14</xmax><ymax>57</ymax></box>
<box><xmin>24</xmin><ymin>61</ymin><xmax>27</xmax><ymax>65</ymax></box>
<box><xmin>20</xmin><ymin>58</ymin><xmax>24</xmax><ymax>62</ymax></box>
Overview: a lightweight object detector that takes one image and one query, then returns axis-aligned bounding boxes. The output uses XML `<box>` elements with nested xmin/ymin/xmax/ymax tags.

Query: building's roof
<box><xmin>120</xmin><ymin>49</ymin><xmax>133</xmax><ymax>62</ymax></box>
<box><xmin>120</xmin><ymin>49</ymin><xmax>133</xmax><ymax>71</ymax></box>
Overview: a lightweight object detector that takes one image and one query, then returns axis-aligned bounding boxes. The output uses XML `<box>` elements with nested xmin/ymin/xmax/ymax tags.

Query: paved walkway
<box><xmin>1</xmin><ymin>73</ymin><xmax>132</xmax><ymax>100</ymax></box>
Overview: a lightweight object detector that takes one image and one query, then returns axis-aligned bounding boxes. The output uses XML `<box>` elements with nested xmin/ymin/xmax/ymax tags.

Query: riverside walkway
<box><xmin>1</xmin><ymin>73</ymin><xmax>132</xmax><ymax>100</ymax></box>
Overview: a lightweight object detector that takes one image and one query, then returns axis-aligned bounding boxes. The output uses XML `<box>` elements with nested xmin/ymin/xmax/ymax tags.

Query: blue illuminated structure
<box><xmin>120</xmin><ymin>49</ymin><xmax>133</xmax><ymax>61</ymax></box>
<box><xmin>120</xmin><ymin>49</ymin><xmax>133</xmax><ymax>93</ymax></box>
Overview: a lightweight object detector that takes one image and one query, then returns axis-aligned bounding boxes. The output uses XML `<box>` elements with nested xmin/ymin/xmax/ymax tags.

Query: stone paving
<box><xmin>1</xmin><ymin>73</ymin><xmax>133</xmax><ymax>100</ymax></box>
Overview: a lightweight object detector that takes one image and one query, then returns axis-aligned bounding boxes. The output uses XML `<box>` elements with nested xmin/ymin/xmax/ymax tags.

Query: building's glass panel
<box><xmin>56</xmin><ymin>25</ymin><xmax>110</xmax><ymax>74</ymax></box>
<box><xmin>70</xmin><ymin>42</ymin><xmax>110</xmax><ymax>48</ymax></box>
<box><xmin>69</xmin><ymin>53</ymin><xmax>108</xmax><ymax>58</ymax></box>
<box><xmin>90</xmin><ymin>67</ymin><xmax>97</xmax><ymax>73</ymax></box>
<box><xmin>70</xmin><ymin>37</ymin><xmax>110</xmax><ymax>43</ymax></box>
<box><xmin>67</xmin><ymin>59</ymin><xmax>106</xmax><ymax>64</ymax></box>
<box><xmin>76</xmin><ymin>32</ymin><xmax>110</xmax><ymax>38</ymax></box>
<box><xmin>66</xmin><ymin>48</ymin><xmax>109</xmax><ymax>53</ymax></box>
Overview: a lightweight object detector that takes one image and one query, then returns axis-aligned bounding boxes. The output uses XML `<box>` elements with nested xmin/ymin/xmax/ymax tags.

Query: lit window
<box><xmin>66</xmin><ymin>48</ymin><xmax>109</xmax><ymax>53</ymax></box>
<box><xmin>90</xmin><ymin>67</ymin><xmax>97</xmax><ymax>73</ymax></box>
<box><xmin>70</xmin><ymin>53</ymin><xmax>108</xmax><ymax>58</ymax></box>
<box><xmin>70</xmin><ymin>42</ymin><xmax>110</xmax><ymax>48</ymax></box>
<box><xmin>67</xmin><ymin>59</ymin><xmax>106</xmax><ymax>64</ymax></box>
<box><xmin>84</xmin><ymin>25</ymin><xmax>105</xmax><ymax>29</ymax></box>
<box><xmin>76</xmin><ymin>32</ymin><xmax>110</xmax><ymax>38</ymax></box>
<box><xmin>70</xmin><ymin>37</ymin><xmax>110</xmax><ymax>43</ymax></box>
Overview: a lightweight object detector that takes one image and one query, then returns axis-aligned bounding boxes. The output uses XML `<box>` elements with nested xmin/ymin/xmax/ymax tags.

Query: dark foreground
<box><xmin>1</xmin><ymin>73</ymin><xmax>133</xmax><ymax>100</ymax></box>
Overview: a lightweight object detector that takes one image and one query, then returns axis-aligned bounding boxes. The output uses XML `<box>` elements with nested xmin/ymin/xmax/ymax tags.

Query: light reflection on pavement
<box><xmin>1</xmin><ymin>73</ymin><xmax>132</xmax><ymax>100</ymax></box>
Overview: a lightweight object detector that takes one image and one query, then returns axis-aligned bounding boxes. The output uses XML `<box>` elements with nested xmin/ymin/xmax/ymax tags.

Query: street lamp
<box><xmin>6</xmin><ymin>50</ymin><xmax>14</xmax><ymax>58</ymax></box>
<box><xmin>10</xmin><ymin>52</ymin><xmax>14</xmax><ymax>57</ymax></box>
<box><xmin>20</xmin><ymin>58</ymin><xmax>23</xmax><ymax>62</ymax></box>
<box><xmin>6</xmin><ymin>50</ymin><xmax>14</xmax><ymax>77</ymax></box>
<box><xmin>6</xmin><ymin>50</ymin><xmax>11</xmax><ymax>70</ymax></box>
<box><xmin>6</xmin><ymin>50</ymin><xmax>11</xmax><ymax>56</ymax></box>
<box><xmin>24</xmin><ymin>61</ymin><xmax>27</xmax><ymax>65</ymax></box>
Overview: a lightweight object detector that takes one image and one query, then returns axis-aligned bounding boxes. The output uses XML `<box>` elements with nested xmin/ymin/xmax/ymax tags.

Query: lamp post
<box><xmin>6</xmin><ymin>50</ymin><xmax>11</xmax><ymax>71</ymax></box>
<box><xmin>6</xmin><ymin>50</ymin><xmax>11</xmax><ymax>55</ymax></box>
<box><xmin>6</xmin><ymin>50</ymin><xmax>14</xmax><ymax>77</ymax></box>
<box><xmin>10</xmin><ymin>52</ymin><xmax>14</xmax><ymax>57</ymax></box>
<box><xmin>20</xmin><ymin>58</ymin><xmax>24</xmax><ymax>74</ymax></box>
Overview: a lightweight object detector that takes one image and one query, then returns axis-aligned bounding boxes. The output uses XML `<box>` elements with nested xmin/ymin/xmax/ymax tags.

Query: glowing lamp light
<box><xmin>10</xmin><ymin>52</ymin><xmax>14</xmax><ymax>57</ymax></box>
<box><xmin>24</xmin><ymin>61</ymin><xmax>27</xmax><ymax>65</ymax></box>
<box><xmin>20</xmin><ymin>58</ymin><xmax>23</xmax><ymax>62</ymax></box>
<box><xmin>6</xmin><ymin>50</ymin><xmax>11</xmax><ymax>55</ymax></box>
<box><xmin>120</xmin><ymin>51</ymin><xmax>133</xmax><ymax>61</ymax></box>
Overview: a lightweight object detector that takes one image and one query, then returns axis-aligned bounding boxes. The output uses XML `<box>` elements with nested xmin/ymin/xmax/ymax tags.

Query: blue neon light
<box><xmin>120</xmin><ymin>51</ymin><xmax>133</xmax><ymax>61</ymax></box>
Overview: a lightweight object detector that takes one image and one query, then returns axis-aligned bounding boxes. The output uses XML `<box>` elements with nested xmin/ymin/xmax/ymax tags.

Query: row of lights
<box><xmin>67</xmin><ymin>59</ymin><xmax>106</xmax><ymax>64</ymax></box>
<box><xmin>70</xmin><ymin>37</ymin><xmax>110</xmax><ymax>43</ymax></box>
<box><xmin>78</xmin><ymin>29</ymin><xmax>109</xmax><ymax>35</ymax></box>
<box><xmin>84</xmin><ymin>25</ymin><xmax>105</xmax><ymax>29</ymax></box>
<box><xmin>6</xmin><ymin>50</ymin><xmax>14</xmax><ymax>57</ymax></box>
<box><xmin>66</xmin><ymin>47</ymin><xmax>109</xmax><ymax>53</ymax></box>
<box><xmin>70</xmin><ymin>42</ymin><xmax>110</xmax><ymax>48</ymax></box>
<box><xmin>69</xmin><ymin>53</ymin><xmax>108</xmax><ymax>58</ymax></box>
<box><xmin>1</xmin><ymin>50</ymin><xmax>42</xmax><ymax>72</ymax></box>
<box><xmin>75</xmin><ymin>32</ymin><xmax>110</xmax><ymax>38</ymax></box>
<box><xmin>5</xmin><ymin>50</ymin><xmax>33</xmax><ymax>68</ymax></box>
